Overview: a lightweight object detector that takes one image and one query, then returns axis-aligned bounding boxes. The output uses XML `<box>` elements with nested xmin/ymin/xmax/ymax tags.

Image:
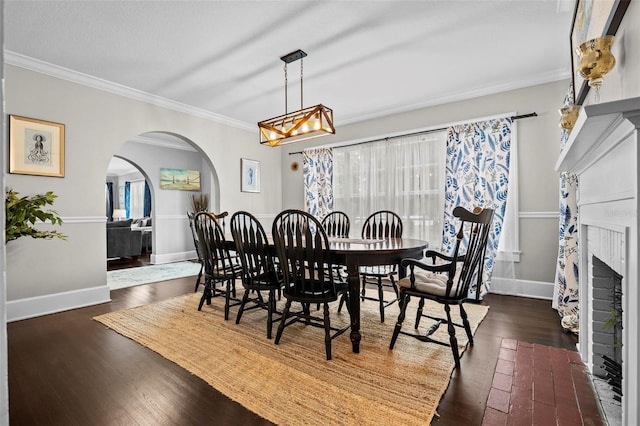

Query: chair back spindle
<box><xmin>362</xmin><ymin>210</ymin><xmax>403</xmax><ymax>239</ymax></box>
<box><xmin>322</xmin><ymin>211</ymin><xmax>350</xmax><ymax>238</ymax></box>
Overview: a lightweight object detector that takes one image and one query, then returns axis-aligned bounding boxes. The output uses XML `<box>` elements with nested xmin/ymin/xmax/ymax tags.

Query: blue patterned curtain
<box><xmin>143</xmin><ymin>181</ymin><xmax>152</xmax><ymax>217</ymax></box>
<box><xmin>124</xmin><ymin>181</ymin><xmax>131</xmax><ymax>219</ymax></box>
<box><xmin>303</xmin><ymin>148</ymin><xmax>334</xmax><ymax>219</ymax></box>
<box><xmin>554</xmin><ymin>85</ymin><xmax>580</xmax><ymax>333</ymax></box>
<box><xmin>443</xmin><ymin>117</ymin><xmax>512</xmax><ymax>297</ymax></box>
<box><xmin>106</xmin><ymin>182</ymin><xmax>114</xmax><ymax>221</ymax></box>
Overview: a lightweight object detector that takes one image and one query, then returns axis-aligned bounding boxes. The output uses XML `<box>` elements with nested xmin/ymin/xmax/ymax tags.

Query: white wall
<box><xmin>4</xmin><ymin>65</ymin><xmax>282</xmax><ymax>320</ymax></box>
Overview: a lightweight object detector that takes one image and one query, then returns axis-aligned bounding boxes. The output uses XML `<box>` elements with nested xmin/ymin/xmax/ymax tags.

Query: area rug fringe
<box><xmin>94</xmin><ymin>291</ymin><xmax>489</xmax><ymax>425</ymax></box>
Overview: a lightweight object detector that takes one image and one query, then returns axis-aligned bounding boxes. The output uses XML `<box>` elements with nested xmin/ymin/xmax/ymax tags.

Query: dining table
<box><xmin>327</xmin><ymin>237</ymin><xmax>429</xmax><ymax>353</ymax></box>
<box><xmin>226</xmin><ymin>232</ymin><xmax>429</xmax><ymax>354</ymax></box>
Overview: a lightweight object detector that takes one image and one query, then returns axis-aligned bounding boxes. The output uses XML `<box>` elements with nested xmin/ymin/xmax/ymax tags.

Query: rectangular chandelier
<box><xmin>258</xmin><ymin>49</ymin><xmax>335</xmax><ymax>147</ymax></box>
<box><xmin>259</xmin><ymin>104</ymin><xmax>334</xmax><ymax>147</ymax></box>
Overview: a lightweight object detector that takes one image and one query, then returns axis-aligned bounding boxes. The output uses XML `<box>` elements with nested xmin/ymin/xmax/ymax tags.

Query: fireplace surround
<box><xmin>556</xmin><ymin>97</ymin><xmax>639</xmax><ymax>425</ymax></box>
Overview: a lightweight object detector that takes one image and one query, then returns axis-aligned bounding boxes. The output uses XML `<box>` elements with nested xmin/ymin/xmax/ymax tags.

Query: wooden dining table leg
<box><xmin>345</xmin><ymin>256</ymin><xmax>361</xmax><ymax>353</ymax></box>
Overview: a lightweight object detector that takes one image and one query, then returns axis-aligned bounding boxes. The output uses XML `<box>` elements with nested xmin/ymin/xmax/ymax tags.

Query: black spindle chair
<box><xmin>230</xmin><ymin>211</ymin><xmax>284</xmax><ymax>339</ymax></box>
<box><xmin>272</xmin><ymin>209</ymin><xmax>350</xmax><ymax>360</ymax></box>
<box><xmin>193</xmin><ymin>211</ymin><xmax>242</xmax><ymax>320</ymax></box>
<box><xmin>321</xmin><ymin>211</ymin><xmax>350</xmax><ymax>283</ymax></box>
<box><xmin>389</xmin><ymin>206</ymin><xmax>494</xmax><ymax>369</ymax></box>
<box><xmin>358</xmin><ymin>210</ymin><xmax>403</xmax><ymax>322</ymax></box>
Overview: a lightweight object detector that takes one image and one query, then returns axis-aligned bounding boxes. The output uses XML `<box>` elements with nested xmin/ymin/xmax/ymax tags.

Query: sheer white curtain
<box><xmin>129</xmin><ymin>180</ymin><xmax>145</xmax><ymax>219</ymax></box>
<box><xmin>332</xmin><ymin>131</ymin><xmax>447</xmax><ymax>242</ymax></box>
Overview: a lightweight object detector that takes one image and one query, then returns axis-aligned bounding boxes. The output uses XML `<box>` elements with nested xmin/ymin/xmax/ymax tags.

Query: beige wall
<box><xmin>4</xmin><ymin>65</ymin><xmax>282</xmax><ymax>308</ymax></box>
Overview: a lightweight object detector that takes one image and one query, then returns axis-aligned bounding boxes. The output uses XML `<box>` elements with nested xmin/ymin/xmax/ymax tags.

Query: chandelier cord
<box><xmin>300</xmin><ymin>57</ymin><xmax>304</xmax><ymax>110</ymax></box>
<box><xmin>284</xmin><ymin>63</ymin><xmax>288</xmax><ymax>115</ymax></box>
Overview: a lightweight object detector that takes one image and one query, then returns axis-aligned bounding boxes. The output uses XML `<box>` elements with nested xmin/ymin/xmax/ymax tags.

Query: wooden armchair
<box><xmin>389</xmin><ymin>206</ymin><xmax>494</xmax><ymax>369</ymax></box>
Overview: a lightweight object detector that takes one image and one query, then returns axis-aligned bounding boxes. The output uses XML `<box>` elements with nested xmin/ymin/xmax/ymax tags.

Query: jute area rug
<box><xmin>94</xmin><ymin>290</ymin><xmax>489</xmax><ymax>425</ymax></box>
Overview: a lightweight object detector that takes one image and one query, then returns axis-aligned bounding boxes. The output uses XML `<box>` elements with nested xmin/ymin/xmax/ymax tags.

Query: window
<box><xmin>331</xmin><ymin>121</ymin><xmax>519</xmax><ymax>259</ymax></box>
<box><xmin>333</xmin><ymin>131</ymin><xmax>447</xmax><ymax>244</ymax></box>
<box><xmin>128</xmin><ymin>180</ymin><xmax>145</xmax><ymax>219</ymax></box>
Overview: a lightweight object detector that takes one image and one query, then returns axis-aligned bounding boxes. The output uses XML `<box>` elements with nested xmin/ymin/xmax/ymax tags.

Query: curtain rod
<box><xmin>288</xmin><ymin>112</ymin><xmax>537</xmax><ymax>155</ymax></box>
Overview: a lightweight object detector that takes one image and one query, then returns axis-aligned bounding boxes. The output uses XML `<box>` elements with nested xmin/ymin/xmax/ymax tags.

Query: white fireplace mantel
<box><xmin>555</xmin><ymin>96</ymin><xmax>639</xmax><ymax>426</ymax></box>
<box><xmin>556</xmin><ymin>96</ymin><xmax>640</xmax><ymax>173</ymax></box>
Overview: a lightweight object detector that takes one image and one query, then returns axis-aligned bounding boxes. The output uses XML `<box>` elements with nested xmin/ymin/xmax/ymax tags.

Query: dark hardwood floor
<box><xmin>107</xmin><ymin>252</ymin><xmax>152</xmax><ymax>271</ymax></box>
<box><xmin>7</xmin><ymin>275</ymin><xmax>577</xmax><ymax>426</ymax></box>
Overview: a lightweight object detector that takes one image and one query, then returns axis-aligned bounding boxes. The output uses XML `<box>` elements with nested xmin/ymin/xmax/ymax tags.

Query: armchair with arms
<box><xmin>389</xmin><ymin>206</ymin><xmax>493</xmax><ymax>369</ymax></box>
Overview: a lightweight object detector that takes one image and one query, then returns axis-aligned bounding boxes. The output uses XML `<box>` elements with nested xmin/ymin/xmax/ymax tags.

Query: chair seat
<box><xmin>286</xmin><ymin>280</ymin><xmax>348</xmax><ymax>302</ymax></box>
<box><xmin>398</xmin><ymin>269</ymin><xmax>461</xmax><ymax>297</ymax></box>
<box><xmin>209</xmin><ymin>263</ymin><xmax>243</xmax><ymax>280</ymax></box>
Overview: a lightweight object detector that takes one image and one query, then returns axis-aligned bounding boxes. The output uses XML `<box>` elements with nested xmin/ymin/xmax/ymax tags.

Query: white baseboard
<box><xmin>7</xmin><ymin>285</ymin><xmax>111</xmax><ymax>322</ymax></box>
<box><xmin>151</xmin><ymin>250</ymin><xmax>197</xmax><ymax>265</ymax></box>
<box><xmin>490</xmin><ymin>277</ymin><xmax>554</xmax><ymax>300</ymax></box>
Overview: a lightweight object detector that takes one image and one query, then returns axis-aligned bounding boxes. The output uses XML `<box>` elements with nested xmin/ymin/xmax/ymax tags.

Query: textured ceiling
<box><xmin>5</xmin><ymin>0</ymin><xmax>575</xmax><ymax>128</ymax></box>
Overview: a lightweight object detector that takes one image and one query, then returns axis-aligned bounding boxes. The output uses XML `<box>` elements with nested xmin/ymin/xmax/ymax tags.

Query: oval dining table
<box><xmin>328</xmin><ymin>237</ymin><xmax>429</xmax><ymax>353</ymax></box>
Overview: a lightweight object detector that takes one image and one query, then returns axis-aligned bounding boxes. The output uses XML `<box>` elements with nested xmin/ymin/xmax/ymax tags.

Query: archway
<box><xmin>105</xmin><ymin>131</ymin><xmax>220</xmax><ymax>287</ymax></box>
<box><xmin>106</xmin><ymin>156</ymin><xmax>153</xmax><ymax>269</ymax></box>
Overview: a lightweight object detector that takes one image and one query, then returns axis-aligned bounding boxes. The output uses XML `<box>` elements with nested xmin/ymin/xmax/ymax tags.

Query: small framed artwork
<box><xmin>160</xmin><ymin>168</ymin><xmax>201</xmax><ymax>190</ymax></box>
<box><xmin>570</xmin><ymin>0</ymin><xmax>630</xmax><ymax>105</ymax></box>
<box><xmin>241</xmin><ymin>158</ymin><xmax>260</xmax><ymax>193</ymax></box>
<box><xmin>9</xmin><ymin>115</ymin><xmax>65</xmax><ymax>177</ymax></box>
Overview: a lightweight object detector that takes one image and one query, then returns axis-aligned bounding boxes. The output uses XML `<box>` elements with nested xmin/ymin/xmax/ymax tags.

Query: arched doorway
<box><xmin>105</xmin><ymin>131</ymin><xmax>220</xmax><ymax>286</ymax></box>
<box><xmin>106</xmin><ymin>156</ymin><xmax>153</xmax><ymax>270</ymax></box>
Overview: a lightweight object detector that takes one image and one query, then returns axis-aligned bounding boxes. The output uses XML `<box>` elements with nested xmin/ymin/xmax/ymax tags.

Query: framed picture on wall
<box><xmin>9</xmin><ymin>115</ymin><xmax>65</xmax><ymax>177</ymax></box>
<box><xmin>160</xmin><ymin>168</ymin><xmax>201</xmax><ymax>190</ymax></box>
<box><xmin>241</xmin><ymin>158</ymin><xmax>260</xmax><ymax>193</ymax></box>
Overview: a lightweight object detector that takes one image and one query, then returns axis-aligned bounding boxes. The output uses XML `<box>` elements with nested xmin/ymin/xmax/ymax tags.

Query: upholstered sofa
<box><xmin>131</xmin><ymin>217</ymin><xmax>152</xmax><ymax>252</ymax></box>
<box><xmin>106</xmin><ymin>219</ymin><xmax>142</xmax><ymax>259</ymax></box>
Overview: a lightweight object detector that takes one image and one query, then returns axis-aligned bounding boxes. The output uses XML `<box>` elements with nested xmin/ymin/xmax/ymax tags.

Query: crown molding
<box><xmin>339</xmin><ymin>69</ymin><xmax>571</xmax><ymax>126</ymax></box>
<box><xmin>4</xmin><ymin>50</ymin><xmax>256</xmax><ymax>132</ymax></box>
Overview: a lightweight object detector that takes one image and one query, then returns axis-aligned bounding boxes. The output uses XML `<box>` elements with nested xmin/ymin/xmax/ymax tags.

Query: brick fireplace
<box><xmin>555</xmin><ymin>97</ymin><xmax>639</xmax><ymax>426</ymax></box>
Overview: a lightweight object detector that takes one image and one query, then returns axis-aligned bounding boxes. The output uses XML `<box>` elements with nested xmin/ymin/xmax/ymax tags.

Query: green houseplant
<box><xmin>5</xmin><ymin>189</ymin><xmax>67</xmax><ymax>243</ymax></box>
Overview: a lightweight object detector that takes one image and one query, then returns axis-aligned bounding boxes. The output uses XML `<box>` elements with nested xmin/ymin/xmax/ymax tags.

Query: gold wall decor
<box><xmin>559</xmin><ymin>105</ymin><xmax>580</xmax><ymax>131</ymax></box>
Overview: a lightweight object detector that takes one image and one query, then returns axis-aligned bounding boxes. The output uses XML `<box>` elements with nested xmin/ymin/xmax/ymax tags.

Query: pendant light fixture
<box><xmin>258</xmin><ymin>49</ymin><xmax>335</xmax><ymax>147</ymax></box>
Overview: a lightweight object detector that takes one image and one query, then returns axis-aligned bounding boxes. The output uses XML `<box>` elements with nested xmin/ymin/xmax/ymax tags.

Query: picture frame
<box><xmin>160</xmin><ymin>168</ymin><xmax>201</xmax><ymax>190</ymax></box>
<box><xmin>570</xmin><ymin>0</ymin><xmax>630</xmax><ymax>105</ymax></box>
<box><xmin>241</xmin><ymin>158</ymin><xmax>261</xmax><ymax>193</ymax></box>
<box><xmin>9</xmin><ymin>115</ymin><xmax>65</xmax><ymax>177</ymax></box>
